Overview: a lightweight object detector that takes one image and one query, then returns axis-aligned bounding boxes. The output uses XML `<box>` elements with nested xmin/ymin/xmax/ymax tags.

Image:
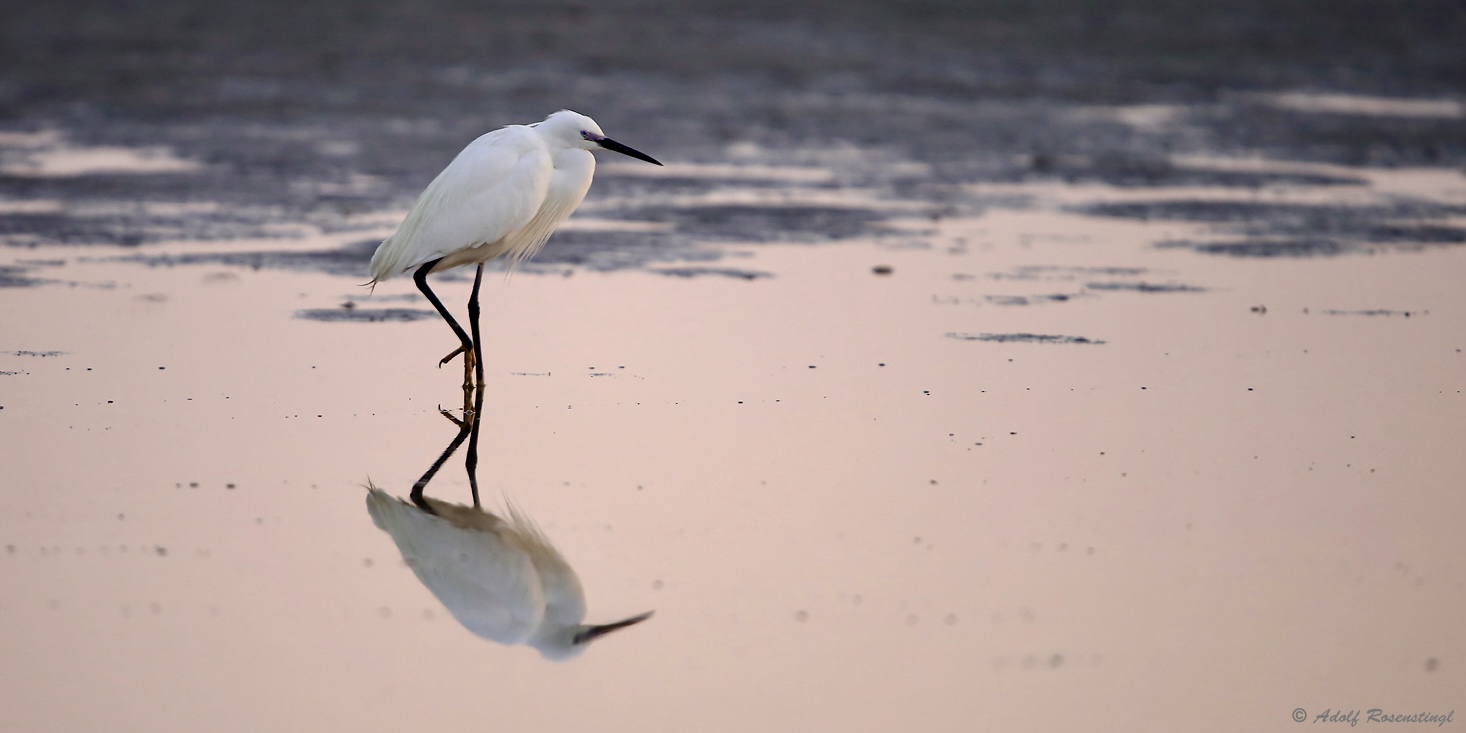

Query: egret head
<box><xmin>536</xmin><ymin>110</ymin><xmax>662</xmax><ymax>166</ymax></box>
<box><xmin>533</xmin><ymin>610</ymin><xmax>655</xmax><ymax>661</ymax></box>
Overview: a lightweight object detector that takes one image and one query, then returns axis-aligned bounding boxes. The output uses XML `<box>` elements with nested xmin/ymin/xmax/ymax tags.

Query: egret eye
<box><xmin>580</xmin><ymin>130</ymin><xmax>592</xmax><ymax>140</ymax></box>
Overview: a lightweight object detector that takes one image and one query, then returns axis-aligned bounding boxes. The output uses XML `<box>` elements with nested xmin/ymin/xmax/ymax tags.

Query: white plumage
<box><xmin>366</xmin><ymin>110</ymin><xmax>662</xmax><ymax>379</ymax></box>
<box><xmin>366</xmin><ymin>487</ymin><xmax>652</xmax><ymax>660</ymax></box>
<box><xmin>370</xmin><ymin>120</ymin><xmax>555</xmax><ymax>281</ymax></box>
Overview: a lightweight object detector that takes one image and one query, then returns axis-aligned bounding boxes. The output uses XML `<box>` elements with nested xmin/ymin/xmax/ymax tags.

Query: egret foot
<box><xmin>438</xmin><ymin>343</ymin><xmax>473</xmax><ymax>369</ymax></box>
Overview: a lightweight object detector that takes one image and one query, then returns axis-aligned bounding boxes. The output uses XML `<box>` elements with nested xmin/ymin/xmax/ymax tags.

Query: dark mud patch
<box><xmin>1088</xmin><ymin>200</ymin><xmax>1466</xmax><ymax>257</ymax></box>
<box><xmin>1198</xmin><ymin>100</ymin><xmax>1466</xmax><ymax>167</ymax></box>
<box><xmin>1168</xmin><ymin>239</ymin><xmax>1348</xmax><ymax>257</ymax></box>
<box><xmin>1015</xmin><ymin>152</ymin><xmax>1367</xmax><ymax>188</ymax></box>
<box><xmin>1082</xmin><ymin>200</ymin><xmax>1466</xmax><ymax>227</ymax></box>
<box><xmin>1357</xmin><ymin>225</ymin><xmax>1466</xmax><ymax>245</ymax></box>
<box><xmin>0</xmin><ymin>209</ymin><xmax>282</xmax><ymax>248</ymax></box>
<box><xmin>0</xmin><ymin>169</ymin><xmax>394</xmax><ymax>247</ymax></box>
<box><xmin>0</xmin><ymin>264</ymin><xmax>48</xmax><ymax>287</ymax></box>
<box><xmin>1085</xmin><ymin>281</ymin><xmax>1206</xmax><ymax>293</ymax></box>
<box><xmin>1165</xmin><ymin>237</ymin><xmax>1464</xmax><ymax>258</ymax></box>
<box><xmin>623</xmin><ymin>204</ymin><xmax>889</xmax><ymax>243</ymax></box>
<box><xmin>516</xmin><ymin>229</ymin><xmax>718</xmax><ymax>273</ymax></box>
<box><xmin>593</xmin><ymin>173</ymin><xmax>808</xmax><ymax>197</ymax></box>
<box><xmin>990</xmin><ymin>265</ymin><xmax>1156</xmax><ymax>281</ymax></box>
<box><xmin>294</xmin><ymin>307</ymin><xmax>437</xmax><ymax>323</ymax></box>
<box><xmin>946</xmin><ymin>332</ymin><xmax>1105</xmax><ymax>345</ymax></box>
<box><xmin>1320</xmin><ymin>308</ymin><xmax>1424</xmax><ymax>317</ymax></box>
<box><xmin>652</xmin><ymin>267</ymin><xmax>772</xmax><ymax>280</ymax></box>
<box><xmin>119</xmin><ymin>240</ymin><xmax>379</xmax><ymax>277</ymax></box>
<box><xmin>983</xmin><ymin>293</ymin><xmax>1082</xmax><ymax>306</ymax></box>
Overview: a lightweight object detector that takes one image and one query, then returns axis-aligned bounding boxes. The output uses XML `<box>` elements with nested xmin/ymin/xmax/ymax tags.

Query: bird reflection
<box><xmin>366</xmin><ymin>382</ymin><xmax>652</xmax><ymax>660</ymax></box>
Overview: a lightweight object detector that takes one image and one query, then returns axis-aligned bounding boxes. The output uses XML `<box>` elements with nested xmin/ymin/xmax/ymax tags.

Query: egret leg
<box><xmin>467</xmin><ymin>264</ymin><xmax>486</xmax><ymax>389</ymax></box>
<box><xmin>412</xmin><ymin>260</ymin><xmax>474</xmax><ymax>372</ymax></box>
<box><xmin>462</xmin><ymin>263</ymin><xmax>486</xmax><ymax>509</ymax></box>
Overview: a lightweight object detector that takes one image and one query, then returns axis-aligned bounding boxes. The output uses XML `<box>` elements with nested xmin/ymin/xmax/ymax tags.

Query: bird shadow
<box><xmin>363</xmin><ymin>380</ymin><xmax>652</xmax><ymax>660</ymax></box>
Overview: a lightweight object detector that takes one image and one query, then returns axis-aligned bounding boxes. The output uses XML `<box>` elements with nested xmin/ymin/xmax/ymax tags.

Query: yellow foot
<box><xmin>440</xmin><ymin>345</ymin><xmax>476</xmax><ymax>374</ymax></box>
<box><xmin>441</xmin><ymin>343</ymin><xmax>479</xmax><ymax>389</ymax></box>
<box><xmin>439</xmin><ymin>344</ymin><xmax>466</xmax><ymax>367</ymax></box>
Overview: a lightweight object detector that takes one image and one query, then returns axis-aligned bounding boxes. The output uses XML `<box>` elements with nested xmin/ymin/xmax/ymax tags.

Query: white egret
<box><xmin>366</xmin><ymin>486</ymin><xmax>652</xmax><ymax>660</ymax></box>
<box><xmin>367</xmin><ymin>110</ymin><xmax>662</xmax><ymax>384</ymax></box>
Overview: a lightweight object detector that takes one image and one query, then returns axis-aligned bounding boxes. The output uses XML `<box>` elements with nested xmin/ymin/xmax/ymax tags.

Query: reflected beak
<box><xmin>573</xmin><ymin>610</ymin><xmax>654</xmax><ymax>644</ymax></box>
<box><xmin>596</xmin><ymin>137</ymin><xmax>663</xmax><ymax>166</ymax></box>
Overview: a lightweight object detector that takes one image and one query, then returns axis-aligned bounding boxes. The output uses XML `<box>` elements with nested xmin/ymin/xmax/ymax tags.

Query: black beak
<box><xmin>597</xmin><ymin>137</ymin><xmax>663</xmax><ymax>166</ymax></box>
<box><xmin>573</xmin><ymin>610</ymin><xmax>654</xmax><ymax>644</ymax></box>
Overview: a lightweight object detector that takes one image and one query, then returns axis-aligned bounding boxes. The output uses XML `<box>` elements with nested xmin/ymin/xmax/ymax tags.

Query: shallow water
<box><xmin>2</xmin><ymin>135</ymin><xmax>1464</xmax><ymax>728</ymax></box>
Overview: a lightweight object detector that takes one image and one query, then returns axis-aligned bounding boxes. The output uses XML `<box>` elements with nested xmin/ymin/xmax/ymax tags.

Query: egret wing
<box><xmin>370</xmin><ymin>126</ymin><xmax>553</xmax><ymax>280</ymax></box>
<box><xmin>503</xmin><ymin>497</ymin><xmax>588</xmax><ymax>629</ymax></box>
<box><xmin>366</xmin><ymin>489</ymin><xmax>543</xmax><ymax>644</ymax></box>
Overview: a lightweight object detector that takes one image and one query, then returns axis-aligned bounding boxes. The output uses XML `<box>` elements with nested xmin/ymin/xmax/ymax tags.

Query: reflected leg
<box><xmin>464</xmin><ymin>380</ymin><xmax>485</xmax><ymax>509</ymax></box>
<box><xmin>410</xmin><ymin>402</ymin><xmax>473</xmax><ymax>513</ymax></box>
